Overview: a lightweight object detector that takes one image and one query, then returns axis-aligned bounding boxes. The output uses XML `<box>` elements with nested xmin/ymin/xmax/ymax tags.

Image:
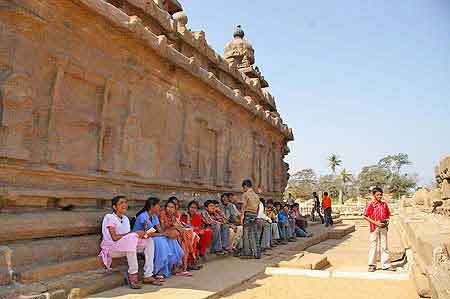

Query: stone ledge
<box><xmin>0</xmin><ymin>211</ymin><xmax>104</xmax><ymax>242</ymax></box>
<box><xmin>279</xmin><ymin>253</ymin><xmax>329</xmax><ymax>270</ymax></box>
<box><xmin>411</xmin><ymin>263</ymin><xmax>432</xmax><ymax>298</ymax></box>
<box><xmin>17</xmin><ymin>257</ymin><xmax>103</xmax><ymax>284</ymax></box>
<box><xmin>7</xmin><ymin>235</ymin><xmax>102</xmax><ymax>269</ymax></box>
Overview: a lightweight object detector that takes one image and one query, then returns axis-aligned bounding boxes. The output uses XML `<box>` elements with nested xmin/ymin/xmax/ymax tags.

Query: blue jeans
<box><xmin>295</xmin><ymin>226</ymin><xmax>308</xmax><ymax>237</ymax></box>
<box><xmin>278</xmin><ymin>221</ymin><xmax>288</xmax><ymax>240</ymax></box>
<box><xmin>211</xmin><ymin>223</ymin><xmax>230</xmax><ymax>252</ymax></box>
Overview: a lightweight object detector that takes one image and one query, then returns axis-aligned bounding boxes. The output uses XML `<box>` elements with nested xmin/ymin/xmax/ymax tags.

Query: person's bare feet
<box><xmin>368</xmin><ymin>265</ymin><xmax>376</xmax><ymax>272</ymax></box>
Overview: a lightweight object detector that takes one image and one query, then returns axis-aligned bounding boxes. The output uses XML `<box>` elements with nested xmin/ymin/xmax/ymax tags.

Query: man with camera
<box><xmin>363</xmin><ymin>187</ymin><xmax>395</xmax><ymax>272</ymax></box>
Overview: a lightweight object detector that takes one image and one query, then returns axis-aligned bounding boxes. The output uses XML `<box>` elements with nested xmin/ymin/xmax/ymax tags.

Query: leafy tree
<box><xmin>357</xmin><ymin>165</ymin><xmax>389</xmax><ymax>195</ymax></box>
<box><xmin>338</xmin><ymin>168</ymin><xmax>353</xmax><ymax>204</ymax></box>
<box><xmin>327</xmin><ymin>154</ymin><xmax>342</xmax><ymax>175</ymax></box>
<box><xmin>286</xmin><ymin>168</ymin><xmax>318</xmax><ymax>201</ymax></box>
<box><xmin>378</xmin><ymin>153</ymin><xmax>411</xmax><ymax>174</ymax></box>
<box><xmin>317</xmin><ymin>174</ymin><xmax>339</xmax><ymax>199</ymax></box>
<box><xmin>386</xmin><ymin>172</ymin><xmax>417</xmax><ymax>198</ymax></box>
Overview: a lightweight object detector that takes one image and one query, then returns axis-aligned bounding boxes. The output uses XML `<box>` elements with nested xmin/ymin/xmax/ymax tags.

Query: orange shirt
<box><xmin>322</xmin><ymin>196</ymin><xmax>331</xmax><ymax>209</ymax></box>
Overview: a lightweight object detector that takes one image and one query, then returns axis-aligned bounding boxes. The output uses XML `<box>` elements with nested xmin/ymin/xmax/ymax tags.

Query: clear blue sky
<box><xmin>184</xmin><ymin>1</ymin><xmax>450</xmax><ymax>184</ymax></box>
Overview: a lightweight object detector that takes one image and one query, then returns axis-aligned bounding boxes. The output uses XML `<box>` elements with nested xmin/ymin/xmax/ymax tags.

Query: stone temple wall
<box><xmin>0</xmin><ymin>0</ymin><xmax>293</xmax><ymax>209</ymax></box>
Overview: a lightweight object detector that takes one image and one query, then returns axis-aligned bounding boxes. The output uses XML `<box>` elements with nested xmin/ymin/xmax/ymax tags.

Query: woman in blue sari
<box><xmin>133</xmin><ymin>197</ymin><xmax>184</xmax><ymax>278</ymax></box>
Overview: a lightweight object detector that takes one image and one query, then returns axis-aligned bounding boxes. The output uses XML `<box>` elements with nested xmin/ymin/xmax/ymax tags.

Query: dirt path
<box><xmin>220</xmin><ymin>220</ymin><xmax>419</xmax><ymax>299</ymax></box>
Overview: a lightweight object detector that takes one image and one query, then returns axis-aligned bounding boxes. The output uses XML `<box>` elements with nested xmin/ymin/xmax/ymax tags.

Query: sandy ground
<box><xmin>220</xmin><ymin>219</ymin><xmax>420</xmax><ymax>299</ymax></box>
<box><xmin>220</xmin><ymin>275</ymin><xmax>419</xmax><ymax>299</ymax></box>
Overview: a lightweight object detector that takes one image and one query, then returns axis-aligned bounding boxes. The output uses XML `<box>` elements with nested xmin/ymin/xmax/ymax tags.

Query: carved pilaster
<box><xmin>97</xmin><ymin>77</ymin><xmax>113</xmax><ymax>172</ymax></box>
<box><xmin>46</xmin><ymin>58</ymin><xmax>68</xmax><ymax>164</ymax></box>
<box><xmin>215</xmin><ymin>130</ymin><xmax>225</xmax><ymax>187</ymax></box>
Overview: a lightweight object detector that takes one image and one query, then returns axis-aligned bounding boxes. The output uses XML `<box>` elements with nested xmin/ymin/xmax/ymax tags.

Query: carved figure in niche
<box><xmin>0</xmin><ymin>71</ymin><xmax>33</xmax><ymax>160</ymax></box>
<box><xmin>122</xmin><ymin>114</ymin><xmax>140</xmax><ymax>175</ymax></box>
<box><xmin>180</xmin><ymin>143</ymin><xmax>192</xmax><ymax>182</ymax></box>
<box><xmin>121</xmin><ymin>112</ymin><xmax>156</xmax><ymax>178</ymax></box>
<box><xmin>192</xmin><ymin>118</ymin><xmax>218</xmax><ymax>185</ymax></box>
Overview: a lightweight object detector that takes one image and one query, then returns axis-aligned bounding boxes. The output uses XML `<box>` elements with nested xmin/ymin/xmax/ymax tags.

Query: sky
<box><xmin>183</xmin><ymin>0</ymin><xmax>450</xmax><ymax>184</ymax></box>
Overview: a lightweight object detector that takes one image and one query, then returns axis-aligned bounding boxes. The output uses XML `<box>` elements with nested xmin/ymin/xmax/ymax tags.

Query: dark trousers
<box><xmin>312</xmin><ymin>206</ymin><xmax>324</xmax><ymax>223</ymax></box>
<box><xmin>241</xmin><ymin>212</ymin><xmax>262</xmax><ymax>258</ymax></box>
<box><xmin>324</xmin><ymin>207</ymin><xmax>333</xmax><ymax>226</ymax></box>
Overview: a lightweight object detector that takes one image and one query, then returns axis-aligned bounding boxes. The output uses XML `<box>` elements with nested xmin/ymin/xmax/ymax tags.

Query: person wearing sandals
<box><xmin>159</xmin><ymin>199</ymin><xmax>199</xmax><ymax>277</ymax></box>
<box><xmin>98</xmin><ymin>195</ymin><xmax>157</xmax><ymax>289</ymax></box>
<box><xmin>219</xmin><ymin>193</ymin><xmax>243</xmax><ymax>254</ymax></box>
<box><xmin>180</xmin><ymin>200</ymin><xmax>213</xmax><ymax>261</ymax></box>
<box><xmin>364</xmin><ymin>187</ymin><xmax>394</xmax><ymax>272</ymax></box>
<box><xmin>201</xmin><ymin>200</ymin><xmax>230</xmax><ymax>255</ymax></box>
<box><xmin>133</xmin><ymin>197</ymin><xmax>184</xmax><ymax>281</ymax></box>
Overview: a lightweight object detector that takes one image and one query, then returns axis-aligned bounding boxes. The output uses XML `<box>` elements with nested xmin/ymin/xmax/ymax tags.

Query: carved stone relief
<box><xmin>0</xmin><ymin>70</ymin><xmax>34</xmax><ymax>161</ymax></box>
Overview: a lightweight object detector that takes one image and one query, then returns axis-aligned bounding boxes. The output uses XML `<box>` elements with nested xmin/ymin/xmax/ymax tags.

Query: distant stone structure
<box><xmin>0</xmin><ymin>0</ymin><xmax>293</xmax><ymax>211</ymax></box>
<box><xmin>436</xmin><ymin>156</ymin><xmax>450</xmax><ymax>202</ymax></box>
<box><xmin>0</xmin><ymin>1</ymin><xmax>293</xmax><ymax>297</ymax></box>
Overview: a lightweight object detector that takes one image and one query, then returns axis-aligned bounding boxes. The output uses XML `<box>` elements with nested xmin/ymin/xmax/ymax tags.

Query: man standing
<box><xmin>257</xmin><ymin>198</ymin><xmax>273</xmax><ymax>253</ymax></box>
<box><xmin>240</xmin><ymin>179</ymin><xmax>262</xmax><ymax>259</ymax></box>
<box><xmin>311</xmin><ymin>192</ymin><xmax>324</xmax><ymax>224</ymax></box>
<box><xmin>363</xmin><ymin>187</ymin><xmax>394</xmax><ymax>272</ymax></box>
<box><xmin>322</xmin><ymin>192</ymin><xmax>333</xmax><ymax>227</ymax></box>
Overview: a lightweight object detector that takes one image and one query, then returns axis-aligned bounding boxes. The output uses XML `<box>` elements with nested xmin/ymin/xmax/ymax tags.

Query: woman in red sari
<box><xmin>181</xmin><ymin>200</ymin><xmax>213</xmax><ymax>258</ymax></box>
<box><xmin>159</xmin><ymin>198</ymin><xmax>199</xmax><ymax>276</ymax></box>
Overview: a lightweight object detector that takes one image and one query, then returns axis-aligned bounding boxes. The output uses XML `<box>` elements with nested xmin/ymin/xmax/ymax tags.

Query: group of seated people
<box><xmin>98</xmin><ymin>179</ymin><xmax>312</xmax><ymax>289</ymax></box>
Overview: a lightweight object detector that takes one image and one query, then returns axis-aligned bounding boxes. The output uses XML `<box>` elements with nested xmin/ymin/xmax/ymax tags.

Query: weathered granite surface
<box><xmin>0</xmin><ymin>0</ymin><xmax>293</xmax><ymax>209</ymax></box>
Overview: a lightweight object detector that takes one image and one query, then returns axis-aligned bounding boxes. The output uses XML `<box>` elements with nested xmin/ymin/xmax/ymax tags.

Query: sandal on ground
<box><xmin>143</xmin><ymin>277</ymin><xmax>163</xmax><ymax>286</ymax></box>
<box><xmin>368</xmin><ymin>266</ymin><xmax>376</xmax><ymax>272</ymax></box>
<box><xmin>188</xmin><ymin>264</ymin><xmax>203</xmax><ymax>271</ymax></box>
<box><xmin>154</xmin><ymin>275</ymin><xmax>165</xmax><ymax>282</ymax></box>
<box><xmin>125</xmin><ymin>272</ymin><xmax>141</xmax><ymax>289</ymax></box>
<box><xmin>175</xmin><ymin>271</ymin><xmax>193</xmax><ymax>277</ymax></box>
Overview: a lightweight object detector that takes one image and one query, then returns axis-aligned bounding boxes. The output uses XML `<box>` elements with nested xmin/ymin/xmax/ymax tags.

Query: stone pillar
<box><xmin>47</xmin><ymin>59</ymin><xmax>68</xmax><ymax>164</ymax></box>
<box><xmin>97</xmin><ymin>77</ymin><xmax>113</xmax><ymax>172</ymax></box>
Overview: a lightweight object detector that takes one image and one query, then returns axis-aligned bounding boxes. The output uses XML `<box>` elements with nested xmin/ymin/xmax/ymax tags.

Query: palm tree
<box><xmin>339</xmin><ymin>168</ymin><xmax>352</xmax><ymax>204</ymax></box>
<box><xmin>327</xmin><ymin>154</ymin><xmax>342</xmax><ymax>175</ymax></box>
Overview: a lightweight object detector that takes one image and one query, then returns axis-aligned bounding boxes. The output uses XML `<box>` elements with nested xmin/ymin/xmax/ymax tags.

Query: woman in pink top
<box><xmin>98</xmin><ymin>195</ymin><xmax>162</xmax><ymax>288</ymax></box>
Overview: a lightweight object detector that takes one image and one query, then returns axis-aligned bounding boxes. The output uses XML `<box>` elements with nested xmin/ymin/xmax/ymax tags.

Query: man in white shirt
<box><xmin>258</xmin><ymin>198</ymin><xmax>273</xmax><ymax>253</ymax></box>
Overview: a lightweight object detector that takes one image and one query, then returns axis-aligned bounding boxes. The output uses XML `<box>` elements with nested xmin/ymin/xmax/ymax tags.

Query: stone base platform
<box><xmin>0</xmin><ymin>221</ymin><xmax>355</xmax><ymax>299</ymax></box>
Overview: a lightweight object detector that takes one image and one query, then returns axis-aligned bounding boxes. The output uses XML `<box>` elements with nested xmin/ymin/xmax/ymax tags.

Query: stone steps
<box><xmin>16</xmin><ymin>256</ymin><xmax>103</xmax><ymax>284</ymax></box>
<box><xmin>8</xmin><ymin>235</ymin><xmax>101</xmax><ymax>269</ymax></box>
<box><xmin>0</xmin><ymin>211</ymin><xmax>104</xmax><ymax>243</ymax></box>
<box><xmin>0</xmin><ymin>268</ymin><xmax>127</xmax><ymax>299</ymax></box>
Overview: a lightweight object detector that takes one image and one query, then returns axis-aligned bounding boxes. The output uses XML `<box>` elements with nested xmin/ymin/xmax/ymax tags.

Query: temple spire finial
<box><xmin>233</xmin><ymin>25</ymin><xmax>245</xmax><ymax>39</ymax></box>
